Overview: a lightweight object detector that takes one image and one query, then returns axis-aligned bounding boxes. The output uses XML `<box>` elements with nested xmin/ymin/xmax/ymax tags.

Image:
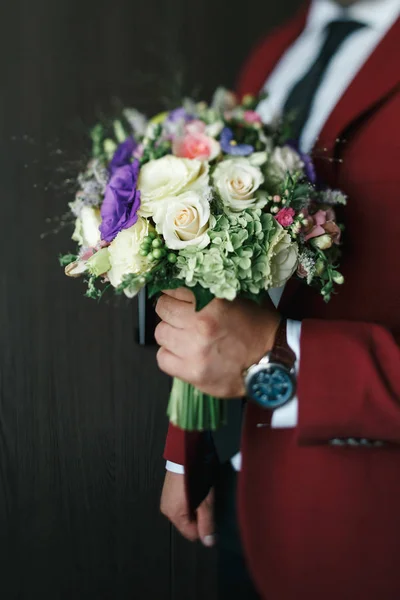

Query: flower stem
<box><xmin>167</xmin><ymin>378</ymin><xmax>227</xmax><ymax>431</ymax></box>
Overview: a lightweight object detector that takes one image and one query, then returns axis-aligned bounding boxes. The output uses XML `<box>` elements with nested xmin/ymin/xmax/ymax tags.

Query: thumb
<box><xmin>196</xmin><ymin>488</ymin><xmax>216</xmax><ymax>548</ymax></box>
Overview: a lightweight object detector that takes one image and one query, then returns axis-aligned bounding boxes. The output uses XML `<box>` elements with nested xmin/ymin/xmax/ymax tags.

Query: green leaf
<box><xmin>148</xmin><ymin>278</ymin><xmax>214</xmax><ymax>312</ymax></box>
<box><xmin>240</xmin><ymin>290</ymin><xmax>268</xmax><ymax>305</ymax></box>
<box><xmin>192</xmin><ymin>285</ymin><xmax>214</xmax><ymax>312</ymax></box>
<box><xmin>59</xmin><ymin>253</ymin><xmax>77</xmax><ymax>267</ymax></box>
<box><xmin>147</xmin><ymin>277</ymin><xmax>183</xmax><ymax>300</ymax></box>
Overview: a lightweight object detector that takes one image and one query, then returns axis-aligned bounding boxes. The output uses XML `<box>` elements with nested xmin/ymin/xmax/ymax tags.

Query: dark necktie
<box><xmin>283</xmin><ymin>19</ymin><xmax>366</xmax><ymax>141</ymax></box>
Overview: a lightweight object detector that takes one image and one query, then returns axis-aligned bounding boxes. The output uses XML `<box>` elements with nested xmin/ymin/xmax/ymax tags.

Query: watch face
<box><xmin>247</xmin><ymin>363</ymin><xmax>295</xmax><ymax>409</ymax></box>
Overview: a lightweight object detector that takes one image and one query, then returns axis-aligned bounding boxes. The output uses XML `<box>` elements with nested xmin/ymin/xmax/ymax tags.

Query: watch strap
<box><xmin>269</xmin><ymin>319</ymin><xmax>296</xmax><ymax>370</ymax></box>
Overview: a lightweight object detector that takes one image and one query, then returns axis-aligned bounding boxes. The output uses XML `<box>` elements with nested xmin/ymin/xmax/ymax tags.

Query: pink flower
<box><xmin>173</xmin><ymin>131</ymin><xmax>220</xmax><ymax>161</ymax></box>
<box><xmin>297</xmin><ymin>263</ymin><xmax>308</xmax><ymax>279</ymax></box>
<box><xmin>304</xmin><ymin>209</ymin><xmax>341</xmax><ymax>244</ymax></box>
<box><xmin>79</xmin><ymin>247</ymin><xmax>95</xmax><ymax>260</ymax></box>
<box><xmin>275</xmin><ymin>207</ymin><xmax>296</xmax><ymax>227</ymax></box>
<box><xmin>304</xmin><ymin>209</ymin><xmax>327</xmax><ymax>240</ymax></box>
<box><xmin>184</xmin><ymin>120</ymin><xmax>206</xmax><ymax>135</ymax></box>
<box><xmin>133</xmin><ymin>143</ymin><xmax>144</xmax><ymax>160</ymax></box>
<box><xmin>243</xmin><ymin>110</ymin><xmax>262</xmax><ymax>124</ymax></box>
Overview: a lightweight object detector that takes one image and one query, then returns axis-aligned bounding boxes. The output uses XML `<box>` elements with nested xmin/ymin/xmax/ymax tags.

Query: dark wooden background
<box><xmin>0</xmin><ymin>0</ymin><xmax>302</xmax><ymax>598</ymax></box>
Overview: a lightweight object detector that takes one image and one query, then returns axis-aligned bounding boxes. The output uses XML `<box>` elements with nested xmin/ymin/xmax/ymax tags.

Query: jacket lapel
<box><xmin>316</xmin><ymin>16</ymin><xmax>400</xmax><ymax>159</ymax></box>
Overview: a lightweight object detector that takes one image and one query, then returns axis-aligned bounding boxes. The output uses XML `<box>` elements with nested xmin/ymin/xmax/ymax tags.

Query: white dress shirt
<box><xmin>167</xmin><ymin>0</ymin><xmax>400</xmax><ymax>475</ymax></box>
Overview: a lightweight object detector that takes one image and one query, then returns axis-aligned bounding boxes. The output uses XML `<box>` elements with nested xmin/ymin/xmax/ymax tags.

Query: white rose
<box><xmin>213</xmin><ymin>158</ymin><xmax>267</xmax><ymax>212</ymax></box>
<box><xmin>138</xmin><ymin>155</ymin><xmax>208</xmax><ymax>218</ymax></box>
<box><xmin>268</xmin><ymin>145</ymin><xmax>304</xmax><ymax>181</ymax></box>
<box><xmin>107</xmin><ymin>217</ymin><xmax>150</xmax><ymax>292</ymax></box>
<box><xmin>72</xmin><ymin>206</ymin><xmax>101</xmax><ymax>248</ymax></box>
<box><xmin>154</xmin><ymin>190</ymin><xmax>210</xmax><ymax>250</ymax></box>
<box><xmin>267</xmin><ymin>227</ymin><xmax>299</xmax><ymax>288</ymax></box>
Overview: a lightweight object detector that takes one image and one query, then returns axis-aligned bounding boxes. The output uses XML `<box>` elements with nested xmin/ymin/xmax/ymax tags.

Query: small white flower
<box><xmin>72</xmin><ymin>206</ymin><xmax>101</xmax><ymax>248</ymax></box>
<box><xmin>211</xmin><ymin>88</ymin><xmax>238</xmax><ymax>114</ymax></box>
<box><xmin>267</xmin><ymin>225</ymin><xmax>299</xmax><ymax>288</ymax></box>
<box><xmin>268</xmin><ymin>145</ymin><xmax>304</xmax><ymax>181</ymax></box>
<box><xmin>107</xmin><ymin>217</ymin><xmax>151</xmax><ymax>292</ymax></box>
<box><xmin>154</xmin><ymin>190</ymin><xmax>210</xmax><ymax>250</ymax></box>
<box><xmin>123</xmin><ymin>108</ymin><xmax>148</xmax><ymax>136</ymax></box>
<box><xmin>248</xmin><ymin>151</ymin><xmax>268</xmax><ymax>167</ymax></box>
<box><xmin>138</xmin><ymin>155</ymin><xmax>209</xmax><ymax>218</ymax></box>
<box><xmin>312</xmin><ymin>234</ymin><xmax>333</xmax><ymax>250</ymax></box>
<box><xmin>206</xmin><ymin>121</ymin><xmax>224</xmax><ymax>138</ymax></box>
<box><xmin>65</xmin><ymin>260</ymin><xmax>87</xmax><ymax>278</ymax></box>
<box><xmin>212</xmin><ymin>158</ymin><xmax>267</xmax><ymax>212</ymax></box>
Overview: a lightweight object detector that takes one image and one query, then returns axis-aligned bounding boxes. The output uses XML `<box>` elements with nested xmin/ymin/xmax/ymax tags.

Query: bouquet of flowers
<box><xmin>61</xmin><ymin>88</ymin><xmax>346</xmax><ymax>431</ymax></box>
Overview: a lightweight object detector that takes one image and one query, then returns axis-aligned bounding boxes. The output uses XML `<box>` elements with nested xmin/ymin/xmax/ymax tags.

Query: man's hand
<box><xmin>155</xmin><ymin>288</ymin><xmax>280</xmax><ymax>398</ymax></box>
<box><xmin>160</xmin><ymin>471</ymin><xmax>215</xmax><ymax>547</ymax></box>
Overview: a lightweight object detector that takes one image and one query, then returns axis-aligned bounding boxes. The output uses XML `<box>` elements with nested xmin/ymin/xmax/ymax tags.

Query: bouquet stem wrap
<box><xmin>167</xmin><ymin>377</ymin><xmax>227</xmax><ymax>431</ymax></box>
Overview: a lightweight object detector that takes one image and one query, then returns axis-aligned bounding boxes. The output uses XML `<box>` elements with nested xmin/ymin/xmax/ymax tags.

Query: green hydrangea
<box><xmin>175</xmin><ymin>207</ymin><xmax>280</xmax><ymax>301</ymax></box>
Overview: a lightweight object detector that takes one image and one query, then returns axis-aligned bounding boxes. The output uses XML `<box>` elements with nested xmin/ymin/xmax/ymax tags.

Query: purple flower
<box><xmin>220</xmin><ymin>127</ymin><xmax>254</xmax><ymax>156</ymax></box>
<box><xmin>167</xmin><ymin>107</ymin><xmax>193</xmax><ymax>123</ymax></box>
<box><xmin>99</xmin><ymin>162</ymin><xmax>141</xmax><ymax>242</ymax></box>
<box><xmin>109</xmin><ymin>137</ymin><xmax>137</xmax><ymax>175</ymax></box>
<box><xmin>301</xmin><ymin>152</ymin><xmax>316</xmax><ymax>185</ymax></box>
<box><xmin>287</xmin><ymin>140</ymin><xmax>316</xmax><ymax>184</ymax></box>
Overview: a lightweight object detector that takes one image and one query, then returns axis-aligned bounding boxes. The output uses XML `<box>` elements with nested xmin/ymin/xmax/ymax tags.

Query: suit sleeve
<box><xmin>297</xmin><ymin>319</ymin><xmax>400</xmax><ymax>445</ymax></box>
<box><xmin>163</xmin><ymin>422</ymin><xmax>186</xmax><ymax>464</ymax></box>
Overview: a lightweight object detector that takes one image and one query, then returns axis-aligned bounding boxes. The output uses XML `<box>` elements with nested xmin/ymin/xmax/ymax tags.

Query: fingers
<box><xmin>197</xmin><ymin>489</ymin><xmax>216</xmax><ymax>548</ymax></box>
<box><xmin>160</xmin><ymin>471</ymin><xmax>199</xmax><ymax>542</ymax></box>
<box><xmin>172</xmin><ymin>514</ymin><xmax>199</xmax><ymax>542</ymax></box>
<box><xmin>156</xmin><ymin>347</ymin><xmax>184</xmax><ymax>378</ymax></box>
<box><xmin>154</xmin><ymin>322</ymin><xmax>188</xmax><ymax>358</ymax></box>
<box><xmin>162</xmin><ymin>288</ymin><xmax>195</xmax><ymax>303</ymax></box>
<box><xmin>156</xmin><ymin>294</ymin><xmax>195</xmax><ymax>329</ymax></box>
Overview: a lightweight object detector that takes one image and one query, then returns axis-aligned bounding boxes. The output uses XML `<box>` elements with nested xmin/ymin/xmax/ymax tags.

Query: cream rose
<box><xmin>212</xmin><ymin>158</ymin><xmax>267</xmax><ymax>212</ymax></box>
<box><xmin>107</xmin><ymin>217</ymin><xmax>150</xmax><ymax>294</ymax></box>
<box><xmin>268</xmin><ymin>145</ymin><xmax>304</xmax><ymax>181</ymax></box>
<box><xmin>154</xmin><ymin>190</ymin><xmax>210</xmax><ymax>250</ymax></box>
<box><xmin>268</xmin><ymin>226</ymin><xmax>299</xmax><ymax>288</ymax></box>
<box><xmin>72</xmin><ymin>206</ymin><xmax>101</xmax><ymax>248</ymax></box>
<box><xmin>137</xmin><ymin>155</ymin><xmax>209</xmax><ymax>218</ymax></box>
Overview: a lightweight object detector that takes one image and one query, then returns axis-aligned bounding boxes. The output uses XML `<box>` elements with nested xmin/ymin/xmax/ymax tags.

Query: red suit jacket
<box><xmin>164</xmin><ymin>4</ymin><xmax>400</xmax><ymax>598</ymax></box>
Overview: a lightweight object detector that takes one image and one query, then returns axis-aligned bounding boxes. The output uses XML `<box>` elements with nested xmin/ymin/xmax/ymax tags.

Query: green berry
<box><xmin>139</xmin><ymin>249</ymin><xmax>149</xmax><ymax>257</ymax></box>
<box><xmin>143</xmin><ymin>236</ymin><xmax>153</xmax><ymax>245</ymax></box>
<box><xmin>152</xmin><ymin>248</ymin><xmax>166</xmax><ymax>260</ymax></box>
<box><xmin>148</xmin><ymin>231</ymin><xmax>157</xmax><ymax>240</ymax></box>
<box><xmin>152</xmin><ymin>238</ymin><xmax>163</xmax><ymax>249</ymax></box>
<box><xmin>167</xmin><ymin>253</ymin><xmax>177</xmax><ymax>264</ymax></box>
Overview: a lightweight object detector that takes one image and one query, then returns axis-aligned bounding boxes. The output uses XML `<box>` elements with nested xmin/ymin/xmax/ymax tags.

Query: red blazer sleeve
<box><xmin>163</xmin><ymin>422</ymin><xmax>186</xmax><ymax>464</ymax></box>
<box><xmin>297</xmin><ymin>319</ymin><xmax>400</xmax><ymax>444</ymax></box>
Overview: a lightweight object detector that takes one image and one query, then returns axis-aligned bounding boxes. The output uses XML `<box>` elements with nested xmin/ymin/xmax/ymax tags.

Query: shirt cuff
<box><xmin>270</xmin><ymin>319</ymin><xmax>301</xmax><ymax>429</ymax></box>
<box><xmin>166</xmin><ymin>460</ymin><xmax>185</xmax><ymax>474</ymax></box>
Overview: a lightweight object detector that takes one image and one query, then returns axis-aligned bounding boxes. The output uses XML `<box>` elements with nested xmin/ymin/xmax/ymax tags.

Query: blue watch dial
<box><xmin>248</xmin><ymin>364</ymin><xmax>295</xmax><ymax>409</ymax></box>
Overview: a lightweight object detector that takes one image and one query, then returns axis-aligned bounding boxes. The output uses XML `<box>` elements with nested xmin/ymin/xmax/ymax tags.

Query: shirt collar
<box><xmin>306</xmin><ymin>0</ymin><xmax>400</xmax><ymax>32</ymax></box>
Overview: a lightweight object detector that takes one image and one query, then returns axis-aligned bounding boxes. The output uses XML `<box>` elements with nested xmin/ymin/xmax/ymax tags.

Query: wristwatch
<box><xmin>244</xmin><ymin>319</ymin><xmax>296</xmax><ymax>409</ymax></box>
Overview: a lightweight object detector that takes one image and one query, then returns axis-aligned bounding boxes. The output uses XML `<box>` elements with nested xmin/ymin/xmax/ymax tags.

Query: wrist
<box><xmin>244</xmin><ymin>319</ymin><xmax>297</xmax><ymax>409</ymax></box>
<box><xmin>247</xmin><ymin>312</ymin><xmax>281</xmax><ymax>369</ymax></box>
